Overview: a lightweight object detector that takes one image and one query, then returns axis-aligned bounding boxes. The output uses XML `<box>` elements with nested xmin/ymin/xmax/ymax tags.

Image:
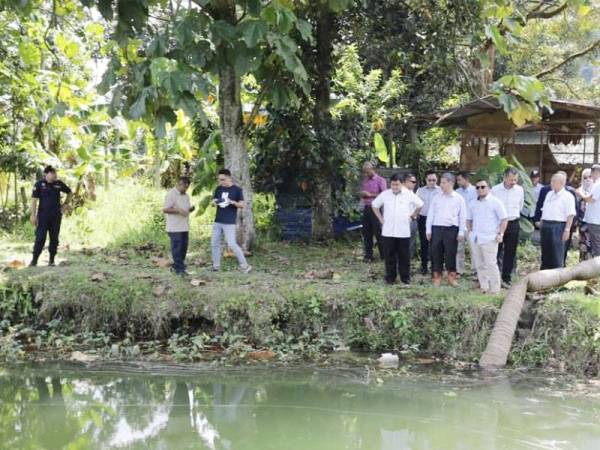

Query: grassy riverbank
<box><xmin>1</xmin><ymin>183</ymin><xmax>599</xmax><ymax>375</ymax></box>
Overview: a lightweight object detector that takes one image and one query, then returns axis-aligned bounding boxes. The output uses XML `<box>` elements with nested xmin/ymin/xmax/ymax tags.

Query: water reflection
<box><xmin>0</xmin><ymin>366</ymin><xmax>599</xmax><ymax>449</ymax></box>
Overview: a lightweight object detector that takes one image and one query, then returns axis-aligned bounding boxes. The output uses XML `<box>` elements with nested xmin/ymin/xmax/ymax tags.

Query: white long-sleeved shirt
<box><xmin>425</xmin><ymin>191</ymin><xmax>467</xmax><ymax>236</ymax></box>
<box><xmin>457</xmin><ymin>184</ymin><xmax>477</xmax><ymax>205</ymax></box>
<box><xmin>372</xmin><ymin>187</ymin><xmax>424</xmax><ymax>238</ymax></box>
<box><xmin>468</xmin><ymin>194</ymin><xmax>508</xmax><ymax>245</ymax></box>
<box><xmin>416</xmin><ymin>185</ymin><xmax>441</xmax><ymax>217</ymax></box>
<box><xmin>541</xmin><ymin>188</ymin><xmax>576</xmax><ymax>222</ymax></box>
<box><xmin>491</xmin><ymin>183</ymin><xmax>524</xmax><ymax>220</ymax></box>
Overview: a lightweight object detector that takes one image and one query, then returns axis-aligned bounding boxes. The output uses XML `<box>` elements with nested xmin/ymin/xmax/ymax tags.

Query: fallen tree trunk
<box><xmin>480</xmin><ymin>257</ymin><xmax>600</xmax><ymax>369</ymax></box>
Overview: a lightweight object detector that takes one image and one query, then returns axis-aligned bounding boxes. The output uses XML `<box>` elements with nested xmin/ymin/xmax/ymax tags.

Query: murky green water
<box><xmin>1</xmin><ymin>364</ymin><xmax>599</xmax><ymax>449</ymax></box>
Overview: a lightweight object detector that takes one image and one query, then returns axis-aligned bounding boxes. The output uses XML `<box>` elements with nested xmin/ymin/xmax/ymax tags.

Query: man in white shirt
<box><xmin>468</xmin><ymin>179</ymin><xmax>508</xmax><ymax>294</ymax></box>
<box><xmin>456</xmin><ymin>171</ymin><xmax>477</xmax><ymax>275</ymax></box>
<box><xmin>403</xmin><ymin>173</ymin><xmax>419</xmax><ymax>259</ymax></box>
<box><xmin>525</xmin><ymin>169</ymin><xmax>544</xmax><ymax>219</ymax></box>
<box><xmin>163</xmin><ymin>177</ymin><xmax>195</xmax><ymax>276</ymax></box>
<box><xmin>491</xmin><ymin>167</ymin><xmax>524</xmax><ymax>286</ymax></box>
<box><xmin>416</xmin><ymin>172</ymin><xmax>441</xmax><ymax>275</ymax></box>
<box><xmin>372</xmin><ymin>173</ymin><xmax>424</xmax><ymax>285</ymax></box>
<box><xmin>540</xmin><ymin>172</ymin><xmax>576</xmax><ymax>270</ymax></box>
<box><xmin>577</xmin><ymin>164</ymin><xmax>600</xmax><ymax>257</ymax></box>
<box><xmin>425</xmin><ymin>173</ymin><xmax>467</xmax><ymax>287</ymax></box>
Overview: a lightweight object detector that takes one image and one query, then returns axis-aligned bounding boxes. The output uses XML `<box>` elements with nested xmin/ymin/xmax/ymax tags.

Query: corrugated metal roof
<box><xmin>435</xmin><ymin>95</ymin><xmax>600</xmax><ymax>127</ymax></box>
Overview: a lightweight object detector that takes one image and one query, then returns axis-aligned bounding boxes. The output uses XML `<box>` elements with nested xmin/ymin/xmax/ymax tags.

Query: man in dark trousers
<box><xmin>163</xmin><ymin>176</ymin><xmax>195</xmax><ymax>276</ymax></box>
<box><xmin>30</xmin><ymin>166</ymin><xmax>72</xmax><ymax>266</ymax></box>
<box><xmin>359</xmin><ymin>162</ymin><xmax>387</xmax><ymax>262</ymax></box>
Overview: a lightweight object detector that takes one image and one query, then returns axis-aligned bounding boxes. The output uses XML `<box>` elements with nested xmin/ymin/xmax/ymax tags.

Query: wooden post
<box><xmin>539</xmin><ymin>124</ymin><xmax>544</xmax><ymax>181</ymax></box>
<box><xmin>594</xmin><ymin>120</ymin><xmax>600</xmax><ymax>164</ymax></box>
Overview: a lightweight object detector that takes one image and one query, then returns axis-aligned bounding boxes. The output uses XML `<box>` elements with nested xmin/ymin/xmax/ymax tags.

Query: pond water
<box><xmin>1</xmin><ymin>363</ymin><xmax>599</xmax><ymax>449</ymax></box>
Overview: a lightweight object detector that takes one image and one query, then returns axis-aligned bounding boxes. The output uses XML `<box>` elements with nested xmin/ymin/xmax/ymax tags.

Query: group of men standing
<box><xmin>360</xmin><ymin>163</ymin><xmax>582</xmax><ymax>293</ymax></box>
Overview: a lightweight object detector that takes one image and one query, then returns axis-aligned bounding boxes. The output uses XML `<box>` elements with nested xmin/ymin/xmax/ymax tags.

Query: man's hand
<box><xmin>177</xmin><ymin>208</ymin><xmax>189</xmax><ymax>216</ymax></box>
<box><xmin>457</xmin><ymin>235</ymin><xmax>464</xmax><ymax>242</ymax></box>
<box><xmin>60</xmin><ymin>204</ymin><xmax>69</xmax><ymax>215</ymax></box>
<box><xmin>562</xmin><ymin>229</ymin><xmax>570</xmax><ymax>242</ymax></box>
<box><xmin>496</xmin><ymin>233</ymin><xmax>503</xmax><ymax>243</ymax></box>
<box><xmin>189</xmin><ymin>205</ymin><xmax>196</xmax><ymax>213</ymax></box>
<box><xmin>426</xmin><ymin>233</ymin><xmax>432</xmax><ymax>241</ymax></box>
<box><xmin>31</xmin><ymin>214</ymin><xmax>37</xmax><ymax>226</ymax></box>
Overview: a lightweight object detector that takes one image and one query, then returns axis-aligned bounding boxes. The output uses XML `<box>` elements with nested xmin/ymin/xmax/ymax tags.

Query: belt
<box><xmin>542</xmin><ymin>220</ymin><xmax>566</xmax><ymax>225</ymax></box>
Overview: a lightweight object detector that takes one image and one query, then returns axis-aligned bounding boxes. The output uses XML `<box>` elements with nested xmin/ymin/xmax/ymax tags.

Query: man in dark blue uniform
<box><xmin>30</xmin><ymin>166</ymin><xmax>72</xmax><ymax>266</ymax></box>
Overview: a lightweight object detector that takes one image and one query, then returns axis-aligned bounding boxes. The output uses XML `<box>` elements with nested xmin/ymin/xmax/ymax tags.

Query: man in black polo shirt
<box><xmin>30</xmin><ymin>166</ymin><xmax>72</xmax><ymax>266</ymax></box>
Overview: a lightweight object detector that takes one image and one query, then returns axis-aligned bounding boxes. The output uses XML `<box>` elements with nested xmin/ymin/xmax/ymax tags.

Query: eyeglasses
<box><xmin>584</xmin><ymin>176</ymin><xmax>591</xmax><ymax>179</ymax></box>
<box><xmin>407</xmin><ymin>179</ymin><xmax>416</xmax><ymax>184</ymax></box>
<box><xmin>475</xmin><ymin>185</ymin><xmax>487</xmax><ymax>190</ymax></box>
<box><xmin>426</xmin><ymin>179</ymin><xmax>436</xmax><ymax>182</ymax></box>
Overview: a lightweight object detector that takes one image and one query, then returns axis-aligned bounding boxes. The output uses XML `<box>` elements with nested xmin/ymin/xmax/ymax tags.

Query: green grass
<box><xmin>0</xmin><ymin>182</ymin><xmax>599</xmax><ymax>375</ymax></box>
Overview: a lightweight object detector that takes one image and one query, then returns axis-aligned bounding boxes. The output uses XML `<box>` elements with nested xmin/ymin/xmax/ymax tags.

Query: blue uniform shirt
<box><xmin>32</xmin><ymin>179</ymin><xmax>71</xmax><ymax>217</ymax></box>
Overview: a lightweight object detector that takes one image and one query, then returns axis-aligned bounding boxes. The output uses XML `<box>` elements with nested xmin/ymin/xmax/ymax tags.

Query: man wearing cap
<box><xmin>416</xmin><ymin>172</ymin><xmax>441</xmax><ymax>274</ymax></box>
<box><xmin>359</xmin><ymin>162</ymin><xmax>388</xmax><ymax>262</ymax></box>
<box><xmin>539</xmin><ymin>172</ymin><xmax>576</xmax><ymax>270</ymax></box>
<box><xmin>30</xmin><ymin>166</ymin><xmax>72</xmax><ymax>267</ymax></box>
<box><xmin>525</xmin><ymin>170</ymin><xmax>544</xmax><ymax>220</ymax></box>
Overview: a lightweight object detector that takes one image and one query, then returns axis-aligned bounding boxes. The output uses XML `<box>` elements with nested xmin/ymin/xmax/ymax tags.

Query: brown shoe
<box><xmin>447</xmin><ymin>271</ymin><xmax>459</xmax><ymax>287</ymax></box>
<box><xmin>432</xmin><ymin>272</ymin><xmax>442</xmax><ymax>287</ymax></box>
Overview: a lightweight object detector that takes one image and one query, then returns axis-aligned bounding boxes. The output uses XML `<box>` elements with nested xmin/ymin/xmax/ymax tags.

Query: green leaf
<box><xmin>18</xmin><ymin>41</ymin><xmax>41</xmax><ymax>66</ymax></box>
<box><xmin>155</xmin><ymin>106</ymin><xmax>177</xmax><ymax>138</ymax></box>
<box><xmin>374</xmin><ymin>133</ymin><xmax>389</xmax><ymax>165</ymax></box>
<box><xmin>77</xmin><ymin>147</ymin><xmax>90</xmax><ymax>162</ymax></box>
<box><xmin>240</xmin><ymin>19</ymin><xmax>268</xmax><ymax>48</ymax></box>
<box><xmin>98</xmin><ymin>0</ymin><xmax>113</xmax><ymax>21</ymax></box>
<box><xmin>484</xmin><ymin>24</ymin><xmax>508</xmax><ymax>54</ymax></box>
<box><xmin>129</xmin><ymin>91</ymin><xmax>148</xmax><ymax>119</ymax></box>
<box><xmin>295</xmin><ymin>19</ymin><xmax>313</xmax><ymax>43</ymax></box>
<box><xmin>175</xmin><ymin>92</ymin><xmax>198</xmax><ymax>117</ymax></box>
<box><xmin>211</xmin><ymin>20</ymin><xmax>237</xmax><ymax>45</ymax></box>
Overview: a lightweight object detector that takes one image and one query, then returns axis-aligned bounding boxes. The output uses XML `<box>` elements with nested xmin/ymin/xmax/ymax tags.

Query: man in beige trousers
<box><xmin>467</xmin><ymin>179</ymin><xmax>508</xmax><ymax>294</ymax></box>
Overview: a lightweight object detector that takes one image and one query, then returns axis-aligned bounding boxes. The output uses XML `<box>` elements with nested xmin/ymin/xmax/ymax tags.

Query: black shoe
<box><xmin>363</xmin><ymin>256</ymin><xmax>375</xmax><ymax>263</ymax></box>
<box><xmin>385</xmin><ymin>279</ymin><xmax>395</xmax><ymax>285</ymax></box>
<box><xmin>176</xmin><ymin>271</ymin><xmax>189</xmax><ymax>277</ymax></box>
<box><xmin>29</xmin><ymin>260</ymin><xmax>38</xmax><ymax>267</ymax></box>
<box><xmin>420</xmin><ymin>268</ymin><xmax>428</xmax><ymax>275</ymax></box>
<box><xmin>48</xmin><ymin>261</ymin><xmax>56</xmax><ymax>267</ymax></box>
<box><xmin>401</xmin><ymin>278</ymin><xmax>411</xmax><ymax>286</ymax></box>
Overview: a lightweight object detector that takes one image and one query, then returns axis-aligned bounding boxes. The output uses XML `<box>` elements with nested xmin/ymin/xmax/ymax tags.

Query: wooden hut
<box><xmin>435</xmin><ymin>96</ymin><xmax>600</xmax><ymax>182</ymax></box>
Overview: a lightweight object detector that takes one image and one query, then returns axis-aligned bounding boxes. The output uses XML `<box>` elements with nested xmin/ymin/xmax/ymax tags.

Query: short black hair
<box><xmin>457</xmin><ymin>171</ymin><xmax>470</xmax><ymax>180</ymax></box>
<box><xmin>178</xmin><ymin>176</ymin><xmax>191</xmax><ymax>185</ymax></box>
<box><xmin>425</xmin><ymin>170</ymin><xmax>437</xmax><ymax>177</ymax></box>
<box><xmin>504</xmin><ymin>167</ymin><xmax>519</xmax><ymax>177</ymax></box>
<box><xmin>44</xmin><ymin>165</ymin><xmax>56</xmax><ymax>174</ymax></box>
<box><xmin>218</xmin><ymin>169</ymin><xmax>232</xmax><ymax>177</ymax></box>
<box><xmin>403</xmin><ymin>172</ymin><xmax>416</xmax><ymax>182</ymax></box>
<box><xmin>390</xmin><ymin>173</ymin><xmax>402</xmax><ymax>182</ymax></box>
<box><xmin>475</xmin><ymin>178</ymin><xmax>489</xmax><ymax>187</ymax></box>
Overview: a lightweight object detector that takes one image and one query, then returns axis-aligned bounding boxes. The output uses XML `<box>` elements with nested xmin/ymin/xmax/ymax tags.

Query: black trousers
<box><xmin>382</xmin><ymin>236</ymin><xmax>410</xmax><ymax>283</ymax></box>
<box><xmin>32</xmin><ymin>213</ymin><xmax>62</xmax><ymax>261</ymax></box>
<box><xmin>168</xmin><ymin>231</ymin><xmax>189</xmax><ymax>273</ymax></box>
<box><xmin>362</xmin><ymin>206</ymin><xmax>383</xmax><ymax>259</ymax></box>
<box><xmin>430</xmin><ymin>225</ymin><xmax>459</xmax><ymax>273</ymax></box>
<box><xmin>417</xmin><ymin>215</ymin><xmax>430</xmax><ymax>272</ymax></box>
<box><xmin>540</xmin><ymin>221</ymin><xmax>566</xmax><ymax>270</ymax></box>
<box><xmin>497</xmin><ymin>219</ymin><xmax>520</xmax><ymax>283</ymax></box>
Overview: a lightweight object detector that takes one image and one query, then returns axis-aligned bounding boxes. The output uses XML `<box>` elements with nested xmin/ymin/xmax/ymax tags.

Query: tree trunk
<box><xmin>311</xmin><ymin>3</ymin><xmax>335</xmax><ymax>241</ymax></box>
<box><xmin>480</xmin><ymin>257</ymin><xmax>600</xmax><ymax>369</ymax></box>
<box><xmin>214</xmin><ymin>1</ymin><xmax>256</xmax><ymax>251</ymax></box>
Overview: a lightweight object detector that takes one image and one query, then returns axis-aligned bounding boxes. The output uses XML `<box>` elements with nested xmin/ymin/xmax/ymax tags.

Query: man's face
<box><xmin>362</xmin><ymin>166</ymin><xmax>375</xmax><ymax>178</ymax></box>
<box><xmin>426</xmin><ymin>174</ymin><xmax>437</xmax><ymax>187</ymax></box>
<box><xmin>218</xmin><ymin>174</ymin><xmax>231</xmax><ymax>187</ymax></box>
<box><xmin>390</xmin><ymin>180</ymin><xmax>402</xmax><ymax>193</ymax></box>
<box><xmin>456</xmin><ymin>175</ymin><xmax>467</xmax><ymax>188</ymax></box>
<box><xmin>550</xmin><ymin>176</ymin><xmax>563</xmax><ymax>192</ymax></box>
<box><xmin>475</xmin><ymin>182</ymin><xmax>489</xmax><ymax>198</ymax></box>
<box><xmin>440</xmin><ymin>178</ymin><xmax>453</xmax><ymax>193</ymax></box>
<box><xmin>531</xmin><ymin>176</ymin><xmax>540</xmax><ymax>185</ymax></box>
<box><xmin>504</xmin><ymin>173</ymin><xmax>518</xmax><ymax>188</ymax></box>
<box><xmin>404</xmin><ymin>176</ymin><xmax>417</xmax><ymax>190</ymax></box>
<box><xmin>45</xmin><ymin>171</ymin><xmax>57</xmax><ymax>182</ymax></box>
<box><xmin>176</xmin><ymin>181</ymin><xmax>190</xmax><ymax>193</ymax></box>
<box><xmin>592</xmin><ymin>169</ymin><xmax>600</xmax><ymax>181</ymax></box>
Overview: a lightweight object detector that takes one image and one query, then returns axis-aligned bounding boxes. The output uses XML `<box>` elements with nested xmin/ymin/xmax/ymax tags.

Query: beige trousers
<box><xmin>471</xmin><ymin>240</ymin><xmax>501</xmax><ymax>293</ymax></box>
